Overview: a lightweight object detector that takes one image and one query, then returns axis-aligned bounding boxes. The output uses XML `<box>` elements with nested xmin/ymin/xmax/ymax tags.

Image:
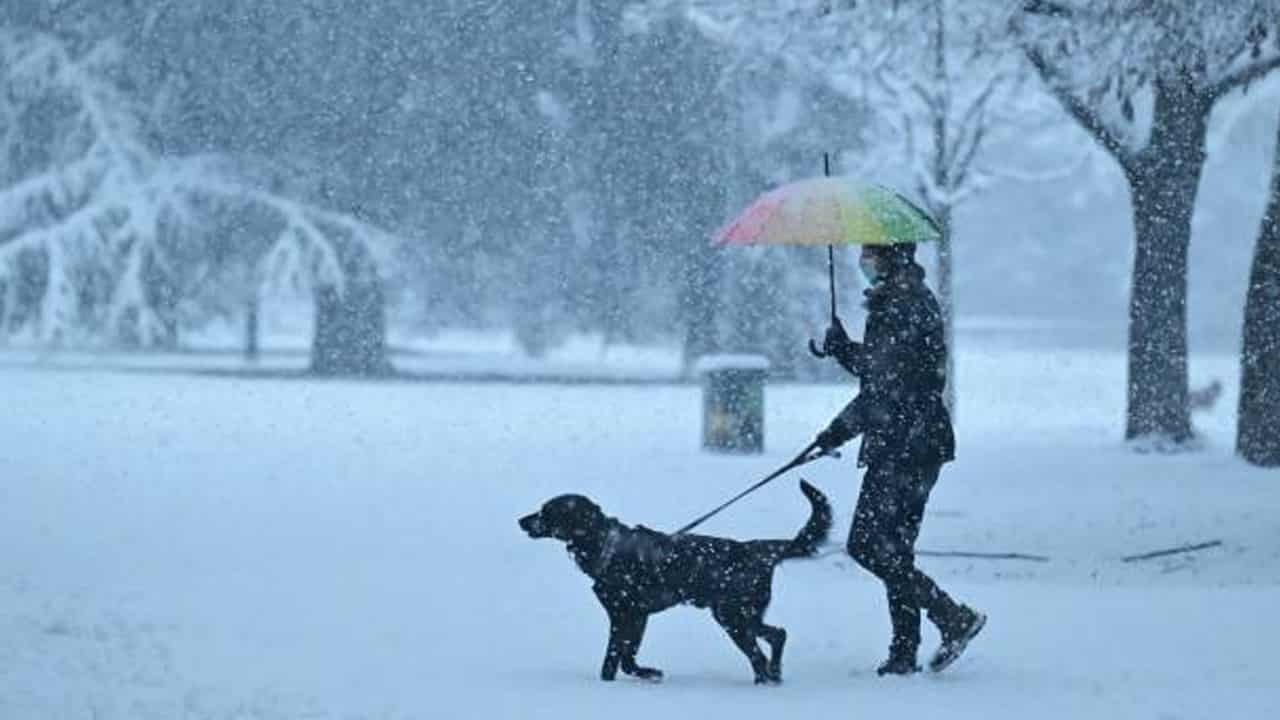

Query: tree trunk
<box><xmin>925</xmin><ymin>0</ymin><xmax>956</xmax><ymax>418</ymax></box>
<box><xmin>310</xmin><ymin>240</ymin><xmax>391</xmax><ymax>376</ymax></box>
<box><xmin>1238</xmin><ymin>115</ymin><xmax>1280</xmax><ymax>466</ymax></box>
<box><xmin>244</xmin><ymin>295</ymin><xmax>259</xmax><ymax>364</ymax></box>
<box><xmin>935</xmin><ymin>204</ymin><xmax>956</xmax><ymax>418</ymax></box>
<box><xmin>1126</xmin><ymin>182</ymin><xmax>1193</xmax><ymax>444</ymax></box>
<box><xmin>1122</xmin><ymin>83</ymin><xmax>1208</xmax><ymax>447</ymax></box>
<box><xmin>679</xmin><ymin>240</ymin><xmax>721</xmax><ymax>377</ymax></box>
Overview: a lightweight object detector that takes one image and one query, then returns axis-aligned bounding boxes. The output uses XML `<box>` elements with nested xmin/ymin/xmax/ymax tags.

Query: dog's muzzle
<box><xmin>519</xmin><ymin>512</ymin><xmax>547</xmax><ymax>538</ymax></box>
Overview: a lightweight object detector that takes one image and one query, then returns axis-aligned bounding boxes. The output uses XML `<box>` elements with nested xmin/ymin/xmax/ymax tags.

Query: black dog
<box><xmin>518</xmin><ymin>480</ymin><xmax>831</xmax><ymax>684</ymax></box>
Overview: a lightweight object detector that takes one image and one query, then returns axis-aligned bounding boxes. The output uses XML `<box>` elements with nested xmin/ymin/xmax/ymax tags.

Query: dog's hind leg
<box><xmin>713</xmin><ymin>606</ymin><xmax>776</xmax><ymax>685</ymax></box>
<box><xmin>759</xmin><ymin>624</ymin><xmax>786</xmax><ymax>680</ymax></box>
<box><xmin>602</xmin><ymin>611</ymin><xmax>663</xmax><ymax>682</ymax></box>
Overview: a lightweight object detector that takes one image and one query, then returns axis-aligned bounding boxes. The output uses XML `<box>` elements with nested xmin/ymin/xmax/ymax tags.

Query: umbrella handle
<box><xmin>808</xmin><ymin>338</ymin><xmax>828</xmax><ymax>358</ymax></box>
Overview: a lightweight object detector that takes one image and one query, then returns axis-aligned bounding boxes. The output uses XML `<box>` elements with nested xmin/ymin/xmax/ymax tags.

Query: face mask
<box><xmin>859</xmin><ymin>256</ymin><xmax>881</xmax><ymax>284</ymax></box>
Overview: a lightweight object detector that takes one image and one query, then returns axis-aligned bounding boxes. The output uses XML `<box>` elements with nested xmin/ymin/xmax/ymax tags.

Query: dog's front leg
<box><xmin>601</xmin><ymin>611</ymin><xmax>662</xmax><ymax>682</ymax></box>
<box><xmin>601</xmin><ymin>611</ymin><xmax>630</xmax><ymax>681</ymax></box>
<box><xmin>617</xmin><ymin>614</ymin><xmax>663</xmax><ymax>681</ymax></box>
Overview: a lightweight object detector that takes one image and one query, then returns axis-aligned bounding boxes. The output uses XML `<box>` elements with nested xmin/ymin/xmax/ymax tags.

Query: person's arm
<box><xmin>824</xmin><ymin>317</ymin><xmax>867</xmax><ymax>377</ymax></box>
<box><xmin>828</xmin><ymin>300</ymin><xmax>929</xmax><ymax>440</ymax></box>
<box><xmin>815</xmin><ymin>394</ymin><xmax>868</xmax><ymax>451</ymax></box>
<box><xmin>815</xmin><ymin>296</ymin><xmax>933</xmax><ymax>451</ymax></box>
<box><xmin>830</xmin><ymin>339</ymin><xmax>866</xmax><ymax>377</ymax></box>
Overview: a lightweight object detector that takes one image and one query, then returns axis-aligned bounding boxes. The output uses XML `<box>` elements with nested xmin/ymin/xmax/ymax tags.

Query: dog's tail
<box><xmin>779</xmin><ymin>479</ymin><xmax>832</xmax><ymax>560</ymax></box>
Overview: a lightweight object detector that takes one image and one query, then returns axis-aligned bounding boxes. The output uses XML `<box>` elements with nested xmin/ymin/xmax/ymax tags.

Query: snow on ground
<box><xmin>0</xmin><ymin>316</ymin><xmax>1123</xmax><ymax>380</ymax></box>
<box><xmin>0</xmin><ymin>329</ymin><xmax>686</xmax><ymax>381</ymax></box>
<box><xmin>1</xmin><ymin>345</ymin><xmax>1277</xmax><ymax>719</ymax></box>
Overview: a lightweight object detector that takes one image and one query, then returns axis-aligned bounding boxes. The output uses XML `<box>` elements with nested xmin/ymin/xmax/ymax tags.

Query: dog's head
<box><xmin>518</xmin><ymin>494</ymin><xmax>605</xmax><ymax>542</ymax></box>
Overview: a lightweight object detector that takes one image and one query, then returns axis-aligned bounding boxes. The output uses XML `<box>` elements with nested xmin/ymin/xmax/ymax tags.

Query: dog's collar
<box><xmin>594</xmin><ymin>527</ymin><xmax>622</xmax><ymax>575</ymax></box>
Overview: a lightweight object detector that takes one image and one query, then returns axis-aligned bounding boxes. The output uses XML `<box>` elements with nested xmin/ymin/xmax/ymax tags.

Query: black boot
<box><xmin>876</xmin><ymin>632</ymin><xmax>921</xmax><ymax>676</ymax></box>
<box><xmin>929</xmin><ymin>605</ymin><xmax>986</xmax><ymax>673</ymax></box>
<box><xmin>876</xmin><ymin>653</ymin><xmax>921</xmax><ymax>676</ymax></box>
<box><xmin>876</xmin><ymin>582</ymin><xmax>923</xmax><ymax>676</ymax></box>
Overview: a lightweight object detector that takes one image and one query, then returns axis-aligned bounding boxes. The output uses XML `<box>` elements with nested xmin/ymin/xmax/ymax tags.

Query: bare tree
<box><xmin>849</xmin><ymin>0</ymin><xmax>1061</xmax><ymax>412</ymax></box>
<box><xmin>639</xmin><ymin>0</ymin><xmax>1067</xmax><ymax>404</ymax></box>
<box><xmin>1018</xmin><ymin>0</ymin><xmax>1280</xmax><ymax>448</ymax></box>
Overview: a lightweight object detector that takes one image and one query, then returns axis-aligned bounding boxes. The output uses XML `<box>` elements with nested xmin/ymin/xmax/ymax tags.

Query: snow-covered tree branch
<box><xmin>0</xmin><ymin>29</ymin><xmax>403</xmax><ymax>355</ymax></box>
<box><xmin>1023</xmin><ymin>46</ymin><xmax>1138</xmax><ymax>166</ymax></box>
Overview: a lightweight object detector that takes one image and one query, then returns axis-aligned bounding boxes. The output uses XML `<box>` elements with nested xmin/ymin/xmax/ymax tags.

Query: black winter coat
<box><xmin>828</xmin><ymin>264</ymin><xmax>955</xmax><ymax>468</ymax></box>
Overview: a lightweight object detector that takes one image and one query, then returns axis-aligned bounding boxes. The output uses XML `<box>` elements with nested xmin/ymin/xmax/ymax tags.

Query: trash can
<box><xmin>695</xmin><ymin>354</ymin><xmax>770</xmax><ymax>454</ymax></box>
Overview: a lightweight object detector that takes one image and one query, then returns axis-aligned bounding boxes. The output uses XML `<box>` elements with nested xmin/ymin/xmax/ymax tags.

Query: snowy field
<box><xmin>2</xmin><ymin>346</ymin><xmax>1278</xmax><ymax>719</ymax></box>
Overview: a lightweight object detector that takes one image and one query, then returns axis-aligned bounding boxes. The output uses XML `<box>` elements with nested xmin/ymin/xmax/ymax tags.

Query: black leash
<box><xmin>674</xmin><ymin>441</ymin><xmax>836</xmax><ymax>536</ymax></box>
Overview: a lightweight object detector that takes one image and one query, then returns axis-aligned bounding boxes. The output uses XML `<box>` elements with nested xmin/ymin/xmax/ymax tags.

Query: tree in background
<box><xmin>0</xmin><ymin>29</ymin><xmax>195</xmax><ymax>345</ymax></box>
<box><xmin>861</xmin><ymin>0</ymin><xmax>1061</xmax><ymax>412</ymax></box>
<box><xmin>62</xmin><ymin>0</ymin><xmax>885</xmax><ymax>362</ymax></box>
<box><xmin>640</xmin><ymin>0</ymin><xmax>1064</xmax><ymax>395</ymax></box>
<box><xmin>0</xmin><ymin>29</ymin><xmax>402</xmax><ymax>373</ymax></box>
<box><xmin>526</xmin><ymin>4</ymin><xmax>733</xmax><ymax>353</ymax></box>
<box><xmin>616</xmin><ymin>17</ymin><xmax>744</xmax><ymax>372</ymax></box>
<box><xmin>1019</xmin><ymin>0</ymin><xmax>1280</xmax><ymax>448</ymax></box>
<box><xmin>163</xmin><ymin>166</ymin><xmax>402</xmax><ymax>375</ymax></box>
<box><xmin>308</xmin><ymin>216</ymin><xmax>391</xmax><ymax>375</ymax></box>
<box><xmin>1239</xmin><ymin>105</ymin><xmax>1280</xmax><ymax>466</ymax></box>
<box><xmin>140</xmin><ymin>1</ymin><xmax>466</xmax><ymax>373</ymax></box>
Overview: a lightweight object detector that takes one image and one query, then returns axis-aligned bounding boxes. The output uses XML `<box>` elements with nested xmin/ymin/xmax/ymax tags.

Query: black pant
<box><xmin>847</xmin><ymin>462</ymin><xmax>960</xmax><ymax>658</ymax></box>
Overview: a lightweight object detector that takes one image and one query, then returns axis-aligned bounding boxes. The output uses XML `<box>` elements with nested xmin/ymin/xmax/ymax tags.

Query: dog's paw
<box><xmin>632</xmin><ymin>667</ymin><xmax>664</xmax><ymax>683</ymax></box>
<box><xmin>754</xmin><ymin>671</ymin><xmax>783</xmax><ymax>686</ymax></box>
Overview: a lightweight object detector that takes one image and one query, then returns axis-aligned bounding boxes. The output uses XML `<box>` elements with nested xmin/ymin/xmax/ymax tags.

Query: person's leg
<box><xmin>894</xmin><ymin>464</ymin><xmax>963</xmax><ymax>629</ymax></box>
<box><xmin>847</xmin><ymin>464</ymin><xmax>923</xmax><ymax>666</ymax></box>
<box><xmin>894</xmin><ymin>464</ymin><xmax>986</xmax><ymax>672</ymax></box>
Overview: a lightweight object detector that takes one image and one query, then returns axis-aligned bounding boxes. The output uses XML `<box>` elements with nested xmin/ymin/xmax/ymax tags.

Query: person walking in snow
<box><xmin>813</xmin><ymin>242</ymin><xmax>986</xmax><ymax>676</ymax></box>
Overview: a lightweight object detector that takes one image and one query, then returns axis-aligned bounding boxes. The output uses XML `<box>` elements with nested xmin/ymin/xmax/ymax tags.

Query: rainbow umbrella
<box><xmin>713</xmin><ymin>159</ymin><xmax>941</xmax><ymax>356</ymax></box>
<box><xmin>713</xmin><ymin>177</ymin><xmax>941</xmax><ymax>249</ymax></box>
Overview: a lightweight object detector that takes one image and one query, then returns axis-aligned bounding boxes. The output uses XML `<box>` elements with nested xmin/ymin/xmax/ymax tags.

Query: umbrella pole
<box><xmin>827</xmin><ymin>244</ymin><xmax>836</xmax><ymax>320</ymax></box>
<box><xmin>822</xmin><ymin>152</ymin><xmax>837</xmax><ymax>320</ymax></box>
<box><xmin>809</xmin><ymin>153</ymin><xmax>839</xmax><ymax>358</ymax></box>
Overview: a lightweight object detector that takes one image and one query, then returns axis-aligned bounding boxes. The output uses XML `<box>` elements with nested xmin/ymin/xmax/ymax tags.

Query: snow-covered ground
<box><xmin>0</xmin><ymin>315</ymin><xmax>1128</xmax><ymax>381</ymax></box>
<box><xmin>1</xmin><ymin>345</ymin><xmax>1277</xmax><ymax>719</ymax></box>
<box><xmin>0</xmin><ymin>328</ymin><xmax>687</xmax><ymax>381</ymax></box>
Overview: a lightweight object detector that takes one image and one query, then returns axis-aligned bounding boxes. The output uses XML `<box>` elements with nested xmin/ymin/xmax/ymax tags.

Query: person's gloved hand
<box><xmin>823</xmin><ymin>316</ymin><xmax>854</xmax><ymax>356</ymax></box>
<box><xmin>815</xmin><ymin>419</ymin><xmax>852</xmax><ymax>453</ymax></box>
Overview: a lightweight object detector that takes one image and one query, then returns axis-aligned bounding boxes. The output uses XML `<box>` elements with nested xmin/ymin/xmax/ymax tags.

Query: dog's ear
<box><xmin>571</xmin><ymin>496</ymin><xmax>605</xmax><ymax>525</ymax></box>
<box><xmin>539</xmin><ymin>494</ymin><xmax>607</xmax><ymax>537</ymax></box>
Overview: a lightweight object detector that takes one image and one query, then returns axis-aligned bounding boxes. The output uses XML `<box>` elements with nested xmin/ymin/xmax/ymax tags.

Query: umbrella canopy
<box><xmin>714</xmin><ymin>176</ymin><xmax>941</xmax><ymax>247</ymax></box>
